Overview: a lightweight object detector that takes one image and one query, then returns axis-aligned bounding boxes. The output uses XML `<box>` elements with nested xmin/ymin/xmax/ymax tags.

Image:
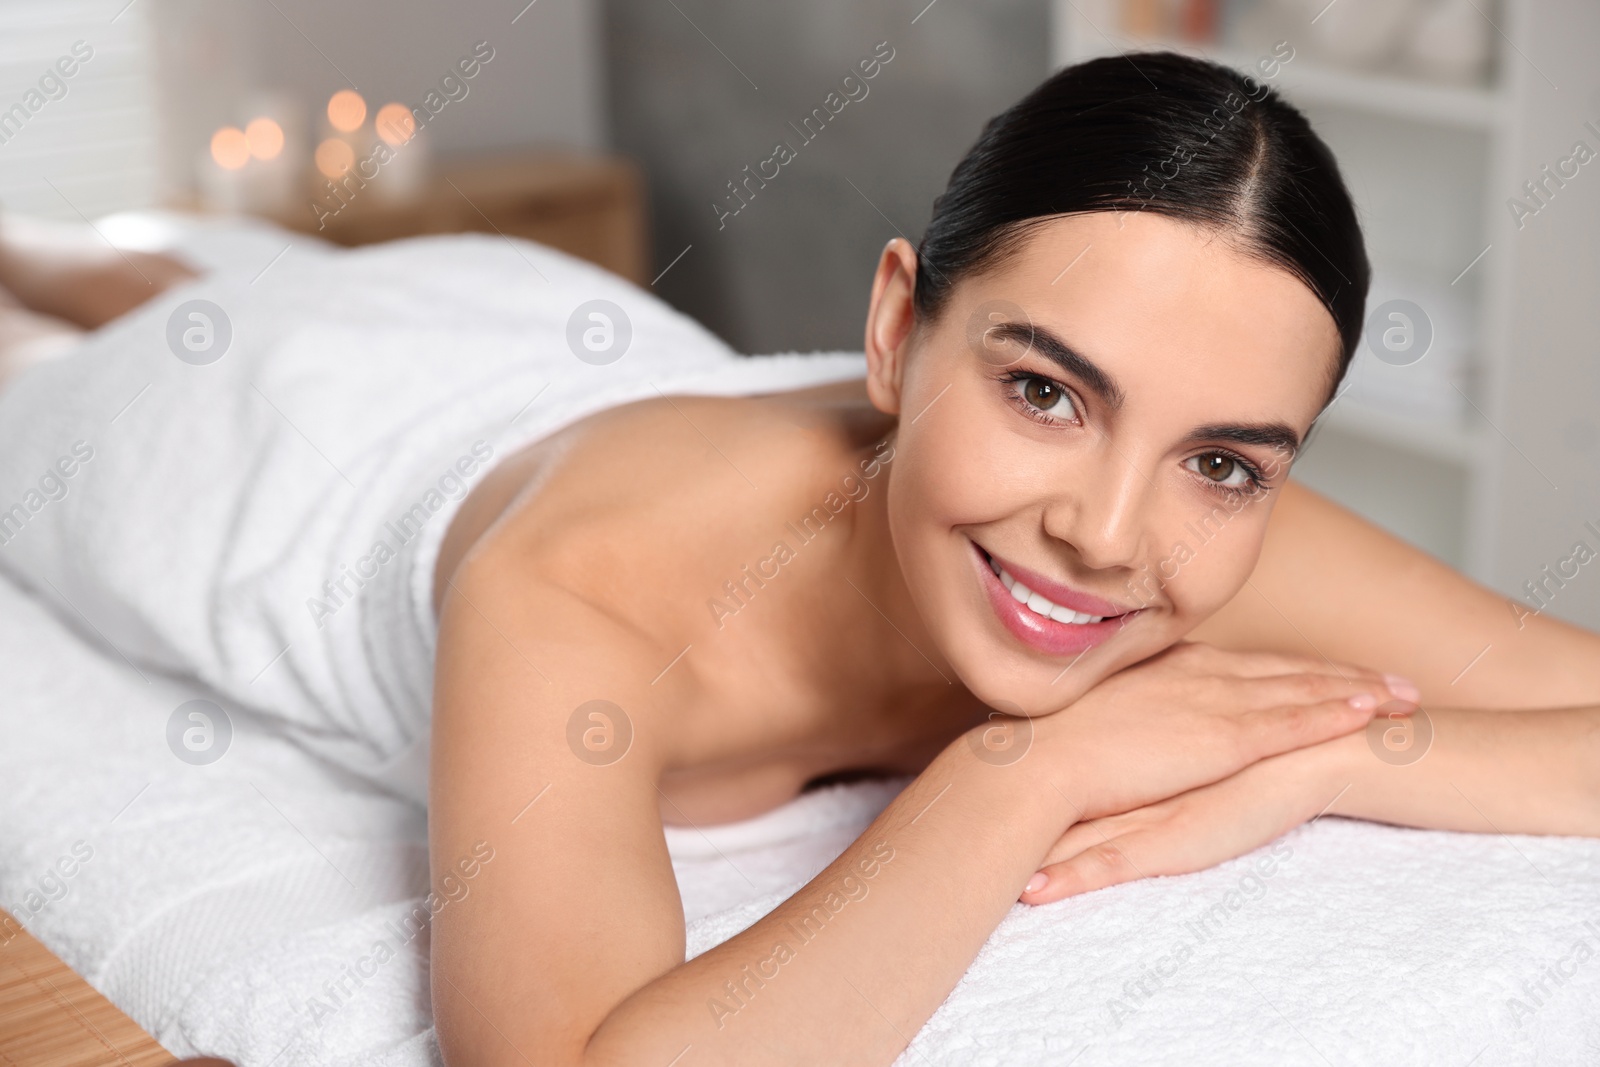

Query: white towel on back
<box><xmin>0</xmin><ymin>225</ymin><xmax>867</xmax><ymax>804</ymax></box>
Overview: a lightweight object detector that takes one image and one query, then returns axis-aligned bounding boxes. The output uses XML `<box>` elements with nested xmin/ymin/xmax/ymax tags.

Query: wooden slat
<box><xmin>0</xmin><ymin>908</ymin><xmax>178</xmax><ymax>1067</ymax></box>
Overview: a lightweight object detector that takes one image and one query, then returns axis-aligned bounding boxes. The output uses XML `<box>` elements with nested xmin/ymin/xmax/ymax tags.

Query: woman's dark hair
<box><xmin>916</xmin><ymin>51</ymin><xmax>1369</xmax><ymax>399</ymax></box>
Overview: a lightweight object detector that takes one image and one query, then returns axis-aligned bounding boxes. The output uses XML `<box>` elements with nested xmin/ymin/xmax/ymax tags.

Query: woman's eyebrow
<box><xmin>1181</xmin><ymin>423</ymin><xmax>1302</xmax><ymax>457</ymax></box>
<box><xmin>989</xmin><ymin>322</ymin><xmax>1125</xmax><ymax>411</ymax></box>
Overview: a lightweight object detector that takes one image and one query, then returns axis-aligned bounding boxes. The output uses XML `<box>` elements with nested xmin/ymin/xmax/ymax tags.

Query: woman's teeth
<box><xmin>990</xmin><ymin>558</ymin><xmax>1105</xmax><ymax>625</ymax></box>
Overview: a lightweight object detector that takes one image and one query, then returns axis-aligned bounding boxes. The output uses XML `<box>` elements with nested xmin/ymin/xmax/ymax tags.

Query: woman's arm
<box><xmin>1192</xmin><ymin>480</ymin><xmax>1600</xmax><ymax>710</ymax></box>
<box><xmin>1021</xmin><ymin>485</ymin><xmax>1600</xmax><ymax>904</ymax></box>
<box><xmin>427</xmin><ymin>551</ymin><xmax>1074</xmax><ymax>1066</ymax></box>
<box><xmin>1312</xmin><ymin>703</ymin><xmax>1600</xmax><ymax>835</ymax></box>
<box><xmin>1023</xmin><ymin>701</ymin><xmax>1600</xmax><ymax>904</ymax></box>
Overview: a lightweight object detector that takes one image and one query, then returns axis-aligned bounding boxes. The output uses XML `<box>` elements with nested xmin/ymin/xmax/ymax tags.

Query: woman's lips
<box><xmin>971</xmin><ymin>541</ymin><xmax>1139</xmax><ymax>658</ymax></box>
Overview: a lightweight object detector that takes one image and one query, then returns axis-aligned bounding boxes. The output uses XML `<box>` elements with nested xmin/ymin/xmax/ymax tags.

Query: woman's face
<box><xmin>862</xmin><ymin>211</ymin><xmax>1341</xmax><ymax>714</ymax></box>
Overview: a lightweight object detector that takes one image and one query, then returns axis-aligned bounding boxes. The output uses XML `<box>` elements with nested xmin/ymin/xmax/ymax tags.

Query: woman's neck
<box><xmin>785</xmin><ymin>419</ymin><xmax>981</xmax><ymax>765</ymax></box>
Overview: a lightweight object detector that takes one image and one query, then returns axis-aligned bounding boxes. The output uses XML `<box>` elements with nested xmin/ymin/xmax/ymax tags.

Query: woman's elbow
<box><xmin>433</xmin><ymin>983</ymin><xmax>592</xmax><ymax>1067</ymax></box>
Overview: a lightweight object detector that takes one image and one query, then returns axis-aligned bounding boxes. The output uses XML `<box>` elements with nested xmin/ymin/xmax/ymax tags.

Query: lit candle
<box><xmin>316</xmin><ymin>89</ymin><xmax>377</xmax><ymax>211</ymax></box>
<box><xmin>371</xmin><ymin>101</ymin><xmax>429</xmax><ymax>202</ymax></box>
<box><xmin>198</xmin><ymin>126</ymin><xmax>251</xmax><ymax>212</ymax></box>
<box><xmin>241</xmin><ymin>115</ymin><xmax>297</xmax><ymax>213</ymax></box>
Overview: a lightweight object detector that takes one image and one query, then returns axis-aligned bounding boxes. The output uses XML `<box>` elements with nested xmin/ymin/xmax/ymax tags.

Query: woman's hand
<box><xmin>1029</xmin><ymin>642</ymin><xmax>1416</xmax><ymax>825</ymax></box>
<box><xmin>1018</xmin><ymin>738</ymin><xmax>1342</xmax><ymax>904</ymax></box>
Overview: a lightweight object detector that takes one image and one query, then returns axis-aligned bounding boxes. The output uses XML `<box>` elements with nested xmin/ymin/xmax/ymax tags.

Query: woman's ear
<box><xmin>863</xmin><ymin>238</ymin><xmax>921</xmax><ymax>416</ymax></box>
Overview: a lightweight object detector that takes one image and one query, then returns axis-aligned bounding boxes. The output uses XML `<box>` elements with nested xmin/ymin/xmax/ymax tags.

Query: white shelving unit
<box><xmin>1049</xmin><ymin>1</ymin><xmax>1600</xmax><ymax>629</ymax></box>
<box><xmin>1062</xmin><ymin>33</ymin><xmax>1509</xmax><ymax>129</ymax></box>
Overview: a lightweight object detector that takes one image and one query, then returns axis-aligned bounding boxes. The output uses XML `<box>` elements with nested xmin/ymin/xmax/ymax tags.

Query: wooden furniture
<box><xmin>0</xmin><ymin>909</ymin><xmax>178</xmax><ymax>1066</ymax></box>
<box><xmin>1052</xmin><ymin>1</ymin><xmax>1600</xmax><ymax>629</ymax></box>
<box><xmin>264</xmin><ymin>153</ymin><xmax>650</xmax><ymax>286</ymax></box>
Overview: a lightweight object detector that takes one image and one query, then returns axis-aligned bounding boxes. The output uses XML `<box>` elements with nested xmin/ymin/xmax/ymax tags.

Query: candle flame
<box><xmin>210</xmin><ymin>127</ymin><xmax>250</xmax><ymax>170</ymax></box>
<box><xmin>327</xmin><ymin>89</ymin><xmax>367</xmax><ymax>133</ymax></box>
<box><xmin>245</xmin><ymin>117</ymin><xmax>284</xmax><ymax>161</ymax></box>
<box><xmin>315</xmin><ymin>137</ymin><xmax>356</xmax><ymax>179</ymax></box>
<box><xmin>375</xmin><ymin>103</ymin><xmax>416</xmax><ymax>147</ymax></box>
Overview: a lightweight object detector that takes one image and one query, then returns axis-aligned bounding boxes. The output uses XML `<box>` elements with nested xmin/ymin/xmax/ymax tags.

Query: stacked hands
<box><xmin>996</xmin><ymin>642</ymin><xmax>1420</xmax><ymax>906</ymax></box>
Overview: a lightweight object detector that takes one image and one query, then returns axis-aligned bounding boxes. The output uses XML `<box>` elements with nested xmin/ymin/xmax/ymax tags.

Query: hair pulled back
<box><xmin>916</xmin><ymin>51</ymin><xmax>1369</xmax><ymax>395</ymax></box>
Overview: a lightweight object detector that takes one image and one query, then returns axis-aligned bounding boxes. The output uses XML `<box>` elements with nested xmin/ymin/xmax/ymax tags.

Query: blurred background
<box><xmin>1</xmin><ymin>0</ymin><xmax>1595</xmax><ymax>627</ymax></box>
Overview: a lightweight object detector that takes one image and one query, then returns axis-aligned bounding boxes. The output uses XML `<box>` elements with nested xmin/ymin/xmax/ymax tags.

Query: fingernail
<box><xmin>1024</xmin><ymin>872</ymin><xmax>1048</xmax><ymax>894</ymax></box>
<box><xmin>1384</xmin><ymin>674</ymin><xmax>1422</xmax><ymax>704</ymax></box>
<box><xmin>1347</xmin><ymin>693</ymin><xmax>1376</xmax><ymax>710</ymax></box>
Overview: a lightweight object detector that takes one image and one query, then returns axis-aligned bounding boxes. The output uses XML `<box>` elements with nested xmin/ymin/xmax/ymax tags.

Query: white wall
<box><xmin>1485</xmin><ymin>0</ymin><xmax>1600</xmax><ymax>628</ymax></box>
<box><xmin>0</xmin><ymin>0</ymin><xmax>161</xmax><ymax>220</ymax></box>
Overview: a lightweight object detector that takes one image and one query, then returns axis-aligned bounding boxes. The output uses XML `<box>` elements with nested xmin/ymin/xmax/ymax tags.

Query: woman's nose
<box><xmin>1041</xmin><ymin>445</ymin><xmax>1152</xmax><ymax>571</ymax></box>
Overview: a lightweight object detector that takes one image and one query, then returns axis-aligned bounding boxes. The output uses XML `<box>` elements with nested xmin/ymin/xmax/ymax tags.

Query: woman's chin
<box><xmin>946</xmin><ymin>641</ymin><xmax>1110</xmax><ymax>715</ymax></box>
<box><xmin>948</xmin><ymin>612</ymin><xmax>1187</xmax><ymax>715</ymax></box>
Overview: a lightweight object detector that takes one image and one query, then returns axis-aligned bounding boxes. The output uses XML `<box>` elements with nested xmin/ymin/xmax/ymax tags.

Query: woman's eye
<box><xmin>1001</xmin><ymin>372</ymin><xmax>1079</xmax><ymax>426</ymax></box>
<box><xmin>1187</xmin><ymin>452</ymin><xmax>1253</xmax><ymax>488</ymax></box>
<box><xmin>1021</xmin><ymin>376</ymin><xmax>1064</xmax><ymax>412</ymax></box>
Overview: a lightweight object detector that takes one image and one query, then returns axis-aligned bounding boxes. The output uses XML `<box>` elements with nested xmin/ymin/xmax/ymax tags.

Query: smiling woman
<box><xmin>419</xmin><ymin>53</ymin><xmax>1600</xmax><ymax>1065</ymax></box>
<box><xmin>0</xmin><ymin>47</ymin><xmax>1597</xmax><ymax>1067</ymax></box>
<box><xmin>870</xmin><ymin>207</ymin><xmax>1346</xmax><ymax>696</ymax></box>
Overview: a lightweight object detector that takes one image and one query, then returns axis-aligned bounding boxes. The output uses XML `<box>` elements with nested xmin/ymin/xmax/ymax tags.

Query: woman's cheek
<box><xmin>1151</xmin><ymin>508</ymin><xmax>1272</xmax><ymax>626</ymax></box>
<box><xmin>898</xmin><ymin>395</ymin><xmax>1019</xmax><ymax>523</ymax></box>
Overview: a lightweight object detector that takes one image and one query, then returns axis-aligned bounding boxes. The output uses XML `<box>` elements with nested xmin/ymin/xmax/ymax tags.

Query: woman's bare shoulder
<box><xmin>434</xmin><ymin>382</ymin><xmax>883</xmax><ymax>609</ymax></box>
<box><xmin>429</xmin><ymin>382</ymin><xmax>894</xmax><ymax>820</ymax></box>
<box><xmin>1192</xmin><ymin>480</ymin><xmax>1600</xmax><ymax>707</ymax></box>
